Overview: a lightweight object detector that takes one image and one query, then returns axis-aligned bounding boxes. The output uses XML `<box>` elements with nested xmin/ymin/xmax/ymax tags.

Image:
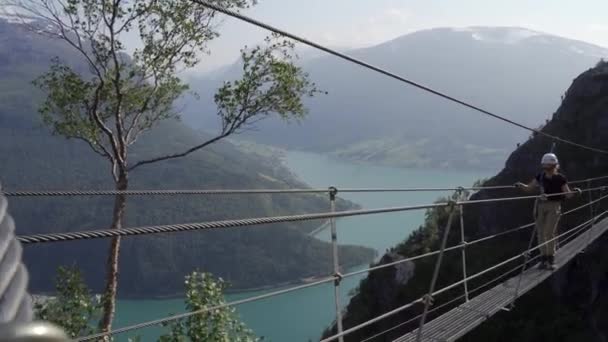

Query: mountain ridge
<box><xmin>182</xmin><ymin>25</ymin><xmax>607</xmax><ymax>170</ymax></box>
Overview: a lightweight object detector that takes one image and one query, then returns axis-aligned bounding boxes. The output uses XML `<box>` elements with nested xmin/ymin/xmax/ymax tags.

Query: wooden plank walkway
<box><xmin>394</xmin><ymin>217</ymin><xmax>608</xmax><ymax>342</ymax></box>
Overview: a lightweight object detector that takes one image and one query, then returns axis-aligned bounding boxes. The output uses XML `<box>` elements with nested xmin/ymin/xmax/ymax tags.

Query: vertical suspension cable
<box><xmin>415</xmin><ymin>199</ymin><xmax>458</xmax><ymax>342</ymax></box>
<box><xmin>509</xmin><ymin>189</ymin><xmax>547</xmax><ymax>309</ymax></box>
<box><xmin>329</xmin><ymin>187</ymin><xmax>344</xmax><ymax>342</ymax></box>
<box><xmin>509</xmin><ymin>202</ymin><xmax>541</xmax><ymax>309</ymax></box>
<box><xmin>458</xmin><ymin>189</ymin><xmax>470</xmax><ymax>302</ymax></box>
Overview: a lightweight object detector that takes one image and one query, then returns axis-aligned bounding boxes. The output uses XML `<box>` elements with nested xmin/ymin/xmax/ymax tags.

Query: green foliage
<box><xmin>21</xmin><ymin>0</ymin><xmax>259</xmax><ymax>166</ymax></box>
<box><xmin>215</xmin><ymin>34</ymin><xmax>323</xmax><ymax>132</ymax></box>
<box><xmin>34</xmin><ymin>266</ymin><xmax>101</xmax><ymax>338</ymax></box>
<box><xmin>395</xmin><ymin>196</ymin><xmax>454</xmax><ymax>256</ymax></box>
<box><xmin>33</xmin><ymin>55</ymin><xmax>188</xmax><ymax>149</ymax></box>
<box><xmin>160</xmin><ymin>272</ymin><xmax>259</xmax><ymax>342</ymax></box>
<box><xmin>20</xmin><ymin>0</ymin><xmax>322</xmax><ymax>172</ymax></box>
<box><xmin>34</xmin><ymin>267</ymin><xmax>263</xmax><ymax>341</ymax></box>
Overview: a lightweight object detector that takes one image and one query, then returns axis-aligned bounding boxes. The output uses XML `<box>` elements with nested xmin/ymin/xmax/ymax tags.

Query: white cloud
<box><xmin>586</xmin><ymin>24</ymin><xmax>608</xmax><ymax>33</ymax></box>
<box><xmin>581</xmin><ymin>24</ymin><xmax>608</xmax><ymax>48</ymax></box>
<box><xmin>385</xmin><ymin>8</ymin><xmax>411</xmax><ymax>24</ymax></box>
<box><xmin>319</xmin><ymin>32</ymin><xmax>339</xmax><ymax>45</ymax></box>
<box><xmin>318</xmin><ymin>6</ymin><xmax>413</xmax><ymax>48</ymax></box>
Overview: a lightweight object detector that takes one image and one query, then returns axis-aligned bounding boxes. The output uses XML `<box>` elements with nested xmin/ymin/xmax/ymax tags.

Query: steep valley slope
<box><xmin>322</xmin><ymin>61</ymin><xmax>608</xmax><ymax>341</ymax></box>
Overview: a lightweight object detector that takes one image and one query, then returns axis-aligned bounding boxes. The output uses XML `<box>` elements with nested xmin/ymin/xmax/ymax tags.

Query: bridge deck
<box><xmin>394</xmin><ymin>217</ymin><xmax>608</xmax><ymax>342</ymax></box>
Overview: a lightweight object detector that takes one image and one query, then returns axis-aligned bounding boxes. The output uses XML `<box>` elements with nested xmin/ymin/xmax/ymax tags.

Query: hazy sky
<box><xmin>193</xmin><ymin>0</ymin><xmax>608</xmax><ymax>73</ymax></box>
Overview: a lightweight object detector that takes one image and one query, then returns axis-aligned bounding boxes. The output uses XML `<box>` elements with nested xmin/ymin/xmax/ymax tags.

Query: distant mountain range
<box><xmin>183</xmin><ymin>26</ymin><xmax>608</xmax><ymax>170</ymax></box>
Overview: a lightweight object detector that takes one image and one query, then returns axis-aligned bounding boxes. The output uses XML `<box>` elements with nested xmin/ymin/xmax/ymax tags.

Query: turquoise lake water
<box><xmin>113</xmin><ymin>152</ymin><xmax>491</xmax><ymax>341</ymax></box>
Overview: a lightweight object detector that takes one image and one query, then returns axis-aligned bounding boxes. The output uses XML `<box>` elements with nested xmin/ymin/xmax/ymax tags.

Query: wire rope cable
<box><xmin>0</xmin><ymin>190</ymin><xmax>32</xmax><ymax>323</ymax></box>
<box><xmin>17</xmin><ymin>187</ymin><xmax>603</xmax><ymax>245</ymax></box>
<box><xmin>4</xmin><ymin>176</ymin><xmax>607</xmax><ymax>198</ymax></box>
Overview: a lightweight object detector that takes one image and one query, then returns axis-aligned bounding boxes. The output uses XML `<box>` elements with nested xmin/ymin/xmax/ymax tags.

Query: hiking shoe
<box><xmin>546</xmin><ymin>256</ymin><xmax>556</xmax><ymax>271</ymax></box>
<box><xmin>537</xmin><ymin>256</ymin><xmax>547</xmax><ymax>270</ymax></box>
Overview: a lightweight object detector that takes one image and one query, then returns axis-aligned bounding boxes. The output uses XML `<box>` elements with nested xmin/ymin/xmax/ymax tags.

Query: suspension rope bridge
<box><xmin>2</xmin><ymin>179</ymin><xmax>608</xmax><ymax>342</ymax></box>
<box><xmin>2</xmin><ymin>1</ymin><xmax>608</xmax><ymax>341</ymax></box>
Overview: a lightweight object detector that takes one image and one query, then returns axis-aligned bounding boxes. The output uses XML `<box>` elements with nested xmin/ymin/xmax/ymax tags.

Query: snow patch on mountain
<box><xmin>448</xmin><ymin>26</ymin><xmax>608</xmax><ymax>58</ymax></box>
<box><xmin>459</xmin><ymin>27</ymin><xmax>542</xmax><ymax>44</ymax></box>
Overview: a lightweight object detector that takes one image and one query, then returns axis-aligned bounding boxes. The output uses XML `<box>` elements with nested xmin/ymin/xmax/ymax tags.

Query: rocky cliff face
<box><xmin>324</xmin><ymin>61</ymin><xmax>608</xmax><ymax>341</ymax></box>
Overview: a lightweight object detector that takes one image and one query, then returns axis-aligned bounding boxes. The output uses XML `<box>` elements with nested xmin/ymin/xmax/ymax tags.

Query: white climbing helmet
<box><xmin>541</xmin><ymin>153</ymin><xmax>559</xmax><ymax>166</ymax></box>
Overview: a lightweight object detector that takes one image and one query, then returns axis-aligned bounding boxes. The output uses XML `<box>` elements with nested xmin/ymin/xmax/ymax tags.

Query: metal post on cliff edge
<box><xmin>329</xmin><ymin>186</ymin><xmax>344</xmax><ymax>342</ymax></box>
<box><xmin>584</xmin><ymin>179</ymin><xmax>595</xmax><ymax>250</ymax></box>
<box><xmin>415</xmin><ymin>198</ymin><xmax>458</xmax><ymax>342</ymax></box>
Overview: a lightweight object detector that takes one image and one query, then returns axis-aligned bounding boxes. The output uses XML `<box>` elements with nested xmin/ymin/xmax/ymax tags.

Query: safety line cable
<box><xmin>17</xmin><ymin>187</ymin><xmax>603</xmax><ymax>245</ymax></box>
<box><xmin>1</xmin><ymin>185</ymin><xmax>511</xmax><ymax>197</ymax></box>
<box><xmin>17</xmin><ymin>202</ymin><xmax>447</xmax><ymax>244</ymax></box>
<box><xmin>4</xmin><ymin>177</ymin><xmax>607</xmax><ymax>198</ymax></box>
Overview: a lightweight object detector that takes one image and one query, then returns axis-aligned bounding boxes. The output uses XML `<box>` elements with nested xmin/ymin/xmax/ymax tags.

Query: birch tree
<box><xmin>8</xmin><ymin>0</ymin><xmax>320</xmax><ymax>335</ymax></box>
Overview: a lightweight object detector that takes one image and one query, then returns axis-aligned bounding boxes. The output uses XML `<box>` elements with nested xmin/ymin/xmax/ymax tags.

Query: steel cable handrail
<box><xmin>0</xmin><ymin>186</ymin><xmax>514</xmax><ymax>197</ymax></box>
<box><xmin>17</xmin><ymin>186</ymin><xmax>604</xmax><ymax>245</ymax></box>
<box><xmin>4</xmin><ymin>176</ymin><xmax>607</xmax><ymax>197</ymax></box>
<box><xmin>2</xmin><ymin>186</ymin><xmax>511</xmax><ymax>197</ymax></box>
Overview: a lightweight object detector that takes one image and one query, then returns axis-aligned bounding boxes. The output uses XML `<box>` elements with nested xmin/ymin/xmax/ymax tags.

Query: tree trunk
<box><xmin>99</xmin><ymin>171</ymin><xmax>128</xmax><ymax>338</ymax></box>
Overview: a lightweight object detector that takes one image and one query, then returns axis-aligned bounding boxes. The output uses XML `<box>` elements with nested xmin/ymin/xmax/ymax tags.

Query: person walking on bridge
<box><xmin>515</xmin><ymin>153</ymin><xmax>581</xmax><ymax>270</ymax></box>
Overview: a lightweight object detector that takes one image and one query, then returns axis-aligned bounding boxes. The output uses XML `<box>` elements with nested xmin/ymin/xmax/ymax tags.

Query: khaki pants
<box><xmin>535</xmin><ymin>201</ymin><xmax>561</xmax><ymax>256</ymax></box>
